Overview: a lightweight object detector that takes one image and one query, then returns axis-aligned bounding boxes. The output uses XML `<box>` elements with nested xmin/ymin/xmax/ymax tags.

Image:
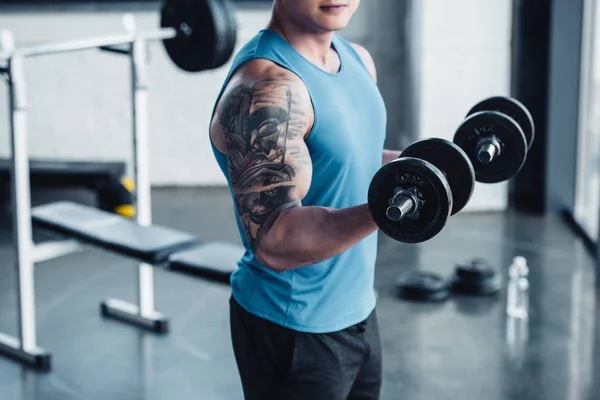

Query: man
<box><xmin>209</xmin><ymin>1</ymin><xmax>400</xmax><ymax>398</ymax></box>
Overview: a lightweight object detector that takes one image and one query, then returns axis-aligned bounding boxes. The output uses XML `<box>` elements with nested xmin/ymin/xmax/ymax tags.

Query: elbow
<box><xmin>255</xmin><ymin>246</ymin><xmax>289</xmax><ymax>273</ymax></box>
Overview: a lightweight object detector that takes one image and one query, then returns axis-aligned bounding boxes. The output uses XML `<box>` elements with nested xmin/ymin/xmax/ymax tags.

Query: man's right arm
<box><xmin>215</xmin><ymin>68</ymin><xmax>377</xmax><ymax>273</ymax></box>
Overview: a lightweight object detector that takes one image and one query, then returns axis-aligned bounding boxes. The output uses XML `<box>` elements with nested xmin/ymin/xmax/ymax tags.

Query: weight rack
<box><xmin>0</xmin><ymin>14</ymin><xmax>179</xmax><ymax>370</ymax></box>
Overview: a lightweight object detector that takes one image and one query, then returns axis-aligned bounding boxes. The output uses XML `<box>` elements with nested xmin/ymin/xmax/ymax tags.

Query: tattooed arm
<box><xmin>212</xmin><ymin>63</ymin><xmax>377</xmax><ymax>272</ymax></box>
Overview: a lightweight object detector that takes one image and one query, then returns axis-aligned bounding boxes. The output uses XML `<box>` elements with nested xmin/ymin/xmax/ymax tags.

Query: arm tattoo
<box><xmin>219</xmin><ymin>78</ymin><xmax>310</xmax><ymax>251</ymax></box>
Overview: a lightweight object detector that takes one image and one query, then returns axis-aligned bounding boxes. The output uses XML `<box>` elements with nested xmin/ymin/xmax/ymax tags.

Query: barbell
<box><xmin>0</xmin><ymin>0</ymin><xmax>237</xmax><ymax>73</ymax></box>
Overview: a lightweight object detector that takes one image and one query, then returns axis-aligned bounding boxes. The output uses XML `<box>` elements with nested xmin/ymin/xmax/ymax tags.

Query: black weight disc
<box><xmin>455</xmin><ymin>258</ymin><xmax>496</xmax><ymax>283</ymax></box>
<box><xmin>161</xmin><ymin>0</ymin><xmax>237</xmax><ymax>72</ymax></box>
<box><xmin>450</xmin><ymin>273</ymin><xmax>502</xmax><ymax>295</ymax></box>
<box><xmin>396</xmin><ymin>271</ymin><xmax>450</xmax><ymax>302</ymax></box>
<box><xmin>401</xmin><ymin>138</ymin><xmax>475</xmax><ymax>215</ymax></box>
<box><xmin>368</xmin><ymin>157</ymin><xmax>452</xmax><ymax>243</ymax></box>
<box><xmin>454</xmin><ymin>111</ymin><xmax>528</xmax><ymax>183</ymax></box>
<box><xmin>220</xmin><ymin>0</ymin><xmax>238</xmax><ymax>67</ymax></box>
<box><xmin>467</xmin><ymin>96</ymin><xmax>535</xmax><ymax>150</ymax></box>
<box><xmin>209</xmin><ymin>0</ymin><xmax>238</xmax><ymax>69</ymax></box>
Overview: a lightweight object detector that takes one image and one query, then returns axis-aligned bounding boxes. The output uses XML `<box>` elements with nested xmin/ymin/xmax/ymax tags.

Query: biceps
<box><xmin>230</xmin><ymin>138</ymin><xmax>311</xmax><ymax>250</ymax></box>
<box><xmin>217</xmin><ymin>77</ymin><xmax>313</xmax><ymax>249</ymax></box>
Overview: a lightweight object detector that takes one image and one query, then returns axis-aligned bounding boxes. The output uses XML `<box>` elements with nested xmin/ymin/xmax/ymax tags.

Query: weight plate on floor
<box><xmin>396</xmin><ymin>271</ymin><xmax>450</xmax><ymax>302</ymax></box>
<box><xmin>160</xmin><ymin>0</ymin><xmax>237</xmax><ymax>72</ymax></box>
<box><xmin>368</xmin><ymin>157</ymin><xmax>452</xmax><ymax>243</ymax></box>
<box><xmin>454</xmin><ymin>111</ymin><xmax>528</xmax><ymax>183</ymax></box>
<box><xmin>467</xmin><ymin>96</ymin><xmax>535</xmax><ymax>150</ymax></box>
<box><xmin>401</xmin><ymin>138</ymin><xmax>475</xmax><ymax>215</ymax></box>
<box><xmin>455</xmin><ymin>258</ymin><xmax>496</xmax><ymax>282</ymax></box>
<box><xmin>451</xmin><ymin>274</ymin><xmax>502</xmax><ymax>295</ymax></box>
<box><xmin>450</xmin><ymin>260</ymin><xmax>502</xmax><ymax>295</ymax></box>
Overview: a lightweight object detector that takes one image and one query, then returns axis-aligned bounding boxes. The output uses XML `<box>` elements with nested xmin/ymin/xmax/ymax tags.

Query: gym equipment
<box><xmin>0</xmin><ymin>0</ymin><xmax>237</xmax><ymax>72</ymax></box>
<box><xmin>0</xmin><ymin>158</ymin><xmax>134</xmax><ymax>218</ymax></box>
<box><xmin>467</xmin><ymin>96</ymin><xmax>535</xmax><ymax>150</ymax></box>
<box><xmin>161</xmin><ymin>0</ymin><xmax>238</xmax><ymax>72</ymax></box>
<box><xmin>400</xmin><ymin>138</ymin><xmax>475</xmax><ymax>215</ymax></box>
<box><xmin>453</xmin><ymin>96</ymin><xmax>535</xmax><ymax>183</ymax></box>
<box><xmin>0</xmin><ymin>5</ymin><xmax>237</xmax><ymax>371</ymax></box>
<box><xmin>450</xmin><ymin>258</ymin><xmax>502</xmax><ymax>295</ymax></box>
<box><xmin>0</xmin><ymin>158</ymin><xmax>125</xmax><ymax>188</ymax></box>
<box><xmin>368</xmin><ymin>138</ymin><xmax>475</xmax><ymax>243</ymax></box>
<box><xmin>32</xmin><ymin>202</ymin><xmax>198</xmax><ymax>264</ymax></box>
<box><xmin>395</xmin><ymin>271</ymin><xmax>451</xmax><ymax>302</ymax></box>
<box><xmin>168</xmin><ymin>242</ymin><xmax>244</xmax><ymax>284</ymax></box>
<box><xmin>98</xmin><ymin>177</ymin><xmax>135</xmax><ymax>218</ymax></box>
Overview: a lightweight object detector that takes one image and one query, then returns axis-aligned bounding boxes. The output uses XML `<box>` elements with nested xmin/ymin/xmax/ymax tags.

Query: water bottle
<box><xmin>506</xmin><ymin>256</ymin><xmax>529</xmax><ymax>319</ymax></box>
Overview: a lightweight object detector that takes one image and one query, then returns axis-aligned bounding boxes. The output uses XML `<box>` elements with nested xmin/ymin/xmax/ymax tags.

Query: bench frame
<box><xmin>1</xmin><ymin>18</ymin><xmax>166</xmax><ymax>371</ymax></box>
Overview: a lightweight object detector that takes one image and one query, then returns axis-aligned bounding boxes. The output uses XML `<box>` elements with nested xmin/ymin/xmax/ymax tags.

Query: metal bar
<box><xmin>99</xmin><ymin>44</ymin><xmax>131</xmax><ymax>56</ymax></box>
<box><xmin>8</xmin><ymin>53</ymin><xmax>38</xmax><ymax>353</ymax></box>
<box><xmin>128</xmin><ymin>22</ymin><xmax>156</xmax><ymax>317</ymax></box>
<box><xmin>386</xmin><ymin>196</ymin><xmax>415</xmax><ymax>221</ymax></box>
<box><xmin>0</xmin><ymin>29</ymin><xmax>15</xmax><ymax>61</ymax></box>
<box><xmin>33</xmin><ymin>240</ymin><xmax>84</xmax><ymax>264</ymax></box>
<box><xmin>16</xmin><ymin>28</ymin><xmax>175</xmax><ymax>58</ymax></box>
<box><xmin>0</xmin><ymin>333</ymin><xmax>50</xmax><ymax>371</ymax></box>
<box><xmin>100</xmin><ymin>299</ymin><xmax>168</xmax><ymax>333</ymax></box>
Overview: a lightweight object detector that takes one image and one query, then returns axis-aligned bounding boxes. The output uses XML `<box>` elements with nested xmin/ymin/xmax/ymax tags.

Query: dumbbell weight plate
<box><xmin>400</xmin><ymin>138</ymin><xmax>475</xmax><ymax>215</ymax></box>
<box><xmin>368</xmin><ymin>157</ymin><xmax>452</xmax><ymax>243</ymax></box>
<box><xmin>454</xmin><ymin>111</ymin><xmax>528</xmax><ymax>183</ymax></box>
<box><xmin>455</xmin><ymin>258</ymin><xmax>496</xmax><ymax>282</ymax></box>
<box><xmin>467</xmin><ymin>96</ymin><xmax>535</xmax><ymax>150</ymax></box>
<box><xmin>450</xmin><ymin>258</ymin><xmax>502</xmax><ymax>295</ymax></box>
<box><xmin>396</xmin><ymin>271</ymin><xmax>451</xmax><ymax>302</ymax></box>
<box><xmin>160</xmin><ymin>0</ymin><xmax>237</xmax><ymax>72</ymax></box>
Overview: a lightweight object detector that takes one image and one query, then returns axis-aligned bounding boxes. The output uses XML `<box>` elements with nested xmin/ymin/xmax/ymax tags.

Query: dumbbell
<box><xmin>368</xmin><ymin>138</ymin><xmax>475</xmax><ymax>243</ymax></box>
<box><xmin>453</xmin><ymin>96</ymin><xmax>535</xmax><ymax>183</ymax></box>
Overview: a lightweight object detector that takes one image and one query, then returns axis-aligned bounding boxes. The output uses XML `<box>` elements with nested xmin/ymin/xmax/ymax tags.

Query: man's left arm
<box><xmin>351</xmin><ymin>43</ymin><xmax>402</xmax><ymax>166</ymax></box>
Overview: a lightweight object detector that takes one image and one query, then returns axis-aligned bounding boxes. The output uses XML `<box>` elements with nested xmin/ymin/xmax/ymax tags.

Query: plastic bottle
<box><xmin>506</xmin><ymin>256</ymin><xmax>530</xmax><ymax>319</ymax></box>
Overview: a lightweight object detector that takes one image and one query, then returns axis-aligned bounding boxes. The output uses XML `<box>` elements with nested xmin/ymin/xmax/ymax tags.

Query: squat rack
<box><xmin>0</xmin><ymin>15</ymin><xmax>177</xmax><ymax>370</ymax></box>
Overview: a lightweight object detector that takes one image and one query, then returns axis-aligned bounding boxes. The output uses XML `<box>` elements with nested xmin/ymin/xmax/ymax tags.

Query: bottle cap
<box><xmin>512</xmin><ymin>256</ymin><xmax>529</xmax><ymax>276</ymax></box>
<box><xmin>513</xmin><ymin>256</ymin><xmax>527</xmax><ymax>267</ymax></box>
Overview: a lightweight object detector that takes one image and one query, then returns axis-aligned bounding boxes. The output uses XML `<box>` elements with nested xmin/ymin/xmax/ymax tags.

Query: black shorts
<box><xmin>229</xmin><ymin>296</ymin><xmax>382</xmax><ymax>400</ymax></box>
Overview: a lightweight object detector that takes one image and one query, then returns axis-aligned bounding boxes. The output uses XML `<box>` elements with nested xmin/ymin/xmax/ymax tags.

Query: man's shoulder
<box><xmin>234</xmin><ymin>58</ymin><xmax>302</xmax><ymax>84</ymax></box>
<box><xmin>349</xmin><ymin>42</ymin><xmax>377</xmax><ymax>82</ymax></box>
<box><xmin>221</xmin><ymin>58</ymin><xmax>309</xmax><ymax>105</ymax></box>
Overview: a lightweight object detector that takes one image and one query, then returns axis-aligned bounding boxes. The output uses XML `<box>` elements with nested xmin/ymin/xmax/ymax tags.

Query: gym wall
<box><xmin>0</xmin><ymin>0</ymin><xmax>511</xmax><ymax>212</ymax></box>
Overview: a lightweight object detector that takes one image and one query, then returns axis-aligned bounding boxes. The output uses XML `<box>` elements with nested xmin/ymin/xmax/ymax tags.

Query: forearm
<box><xmin>382</xmin><ymin>149</ymin><xmax>402</xmax><ymax>165</ymax></box>
<box><xmin>256</xmin><ymin>204</ymin><xmax>377</xmax><ymax>272</ymax></box>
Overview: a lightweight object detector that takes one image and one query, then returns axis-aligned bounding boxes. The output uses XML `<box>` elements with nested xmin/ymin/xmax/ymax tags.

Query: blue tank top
<box><xmin>210</xmin><ymin>30</ymin><xmax>387</xmax><ymax>333</ymax></box>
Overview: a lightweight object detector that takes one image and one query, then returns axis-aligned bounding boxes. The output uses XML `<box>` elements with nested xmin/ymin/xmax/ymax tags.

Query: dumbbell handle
<box><xmin>476</xmin><ymin>136</ymin><xmax>502</xmax><ymax>164</ymax></box>
<box><xmin>385</xmin><ymin>189</ymin><xmax>421</xmax><ymax>221</ymax></box>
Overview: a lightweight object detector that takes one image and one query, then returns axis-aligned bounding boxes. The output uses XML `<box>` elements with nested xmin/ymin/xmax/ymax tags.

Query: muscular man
<box><xmin>209</xmin><ymin>1</ymin><xmax>400</xmax><ymax>398</ymax></box>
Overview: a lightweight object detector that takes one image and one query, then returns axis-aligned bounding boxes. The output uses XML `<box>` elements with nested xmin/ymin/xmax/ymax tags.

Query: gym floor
<box><xmin>0</xmin><ymin>187</ymin><xmax>598</xmax><ymax>400</ymax></box>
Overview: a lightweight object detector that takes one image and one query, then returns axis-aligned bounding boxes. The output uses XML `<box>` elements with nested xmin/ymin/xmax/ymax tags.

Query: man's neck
<box><xmin>267</xmin><ymin>13</ymin><xmax>335</xmax><ymax>68</ymax></box>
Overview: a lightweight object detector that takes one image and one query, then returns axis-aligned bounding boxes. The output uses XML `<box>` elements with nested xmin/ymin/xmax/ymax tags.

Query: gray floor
<box><xmin>0</xmin><ymin>187</ymin><xmax>598</xmax><ymax>400</ymax></box>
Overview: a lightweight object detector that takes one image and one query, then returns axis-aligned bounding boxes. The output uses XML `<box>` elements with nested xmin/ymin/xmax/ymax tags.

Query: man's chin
<box><xmin>315</xmin><ymin>21</ymin><xmax>351</xmax><ymax>33</ymax></box>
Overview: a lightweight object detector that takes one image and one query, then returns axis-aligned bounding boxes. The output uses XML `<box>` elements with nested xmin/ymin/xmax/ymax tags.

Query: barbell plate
<box><xmin>400</xmin><ymin>138</ymin><xmax>475</xmax><ymax>215</ymax></box>
<box><xmin>395</xmin><ymin>271</ymin><xmax>450</xmax><ymax>302</ymax></box>
<box><xmin>368</xmin><ymin>157</ymin><xmax>452</xmax><ymax>244</ymax></box>
<box><xmin>450</xmin><ymin>259</ymin><xmax>502</xmax><ymax>296</ymax></box>
<box><xmin>454</xmin><ymin>111</ymin><xmax>528</xmax><ymax>184</ymax></box>
<box><xmin>160</xmin><ymin>0</ymin><xmax>237</xmax><ymax>72</ymax></box>
<box><xmin>467</xmin><ymin>96</ymin><xmax>535</xmax><ymax>150</ymax></box>
<box><xmin>454</xmin><ymin>258</ymin><xmax>496</xmax><ymax>282</ymax></box>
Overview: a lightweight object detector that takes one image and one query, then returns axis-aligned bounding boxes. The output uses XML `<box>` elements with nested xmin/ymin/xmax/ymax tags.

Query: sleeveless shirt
<box><xmin>210</xmin><ymin>30</ymin><xmax>387</xmax><ymax>333</ymax></box>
